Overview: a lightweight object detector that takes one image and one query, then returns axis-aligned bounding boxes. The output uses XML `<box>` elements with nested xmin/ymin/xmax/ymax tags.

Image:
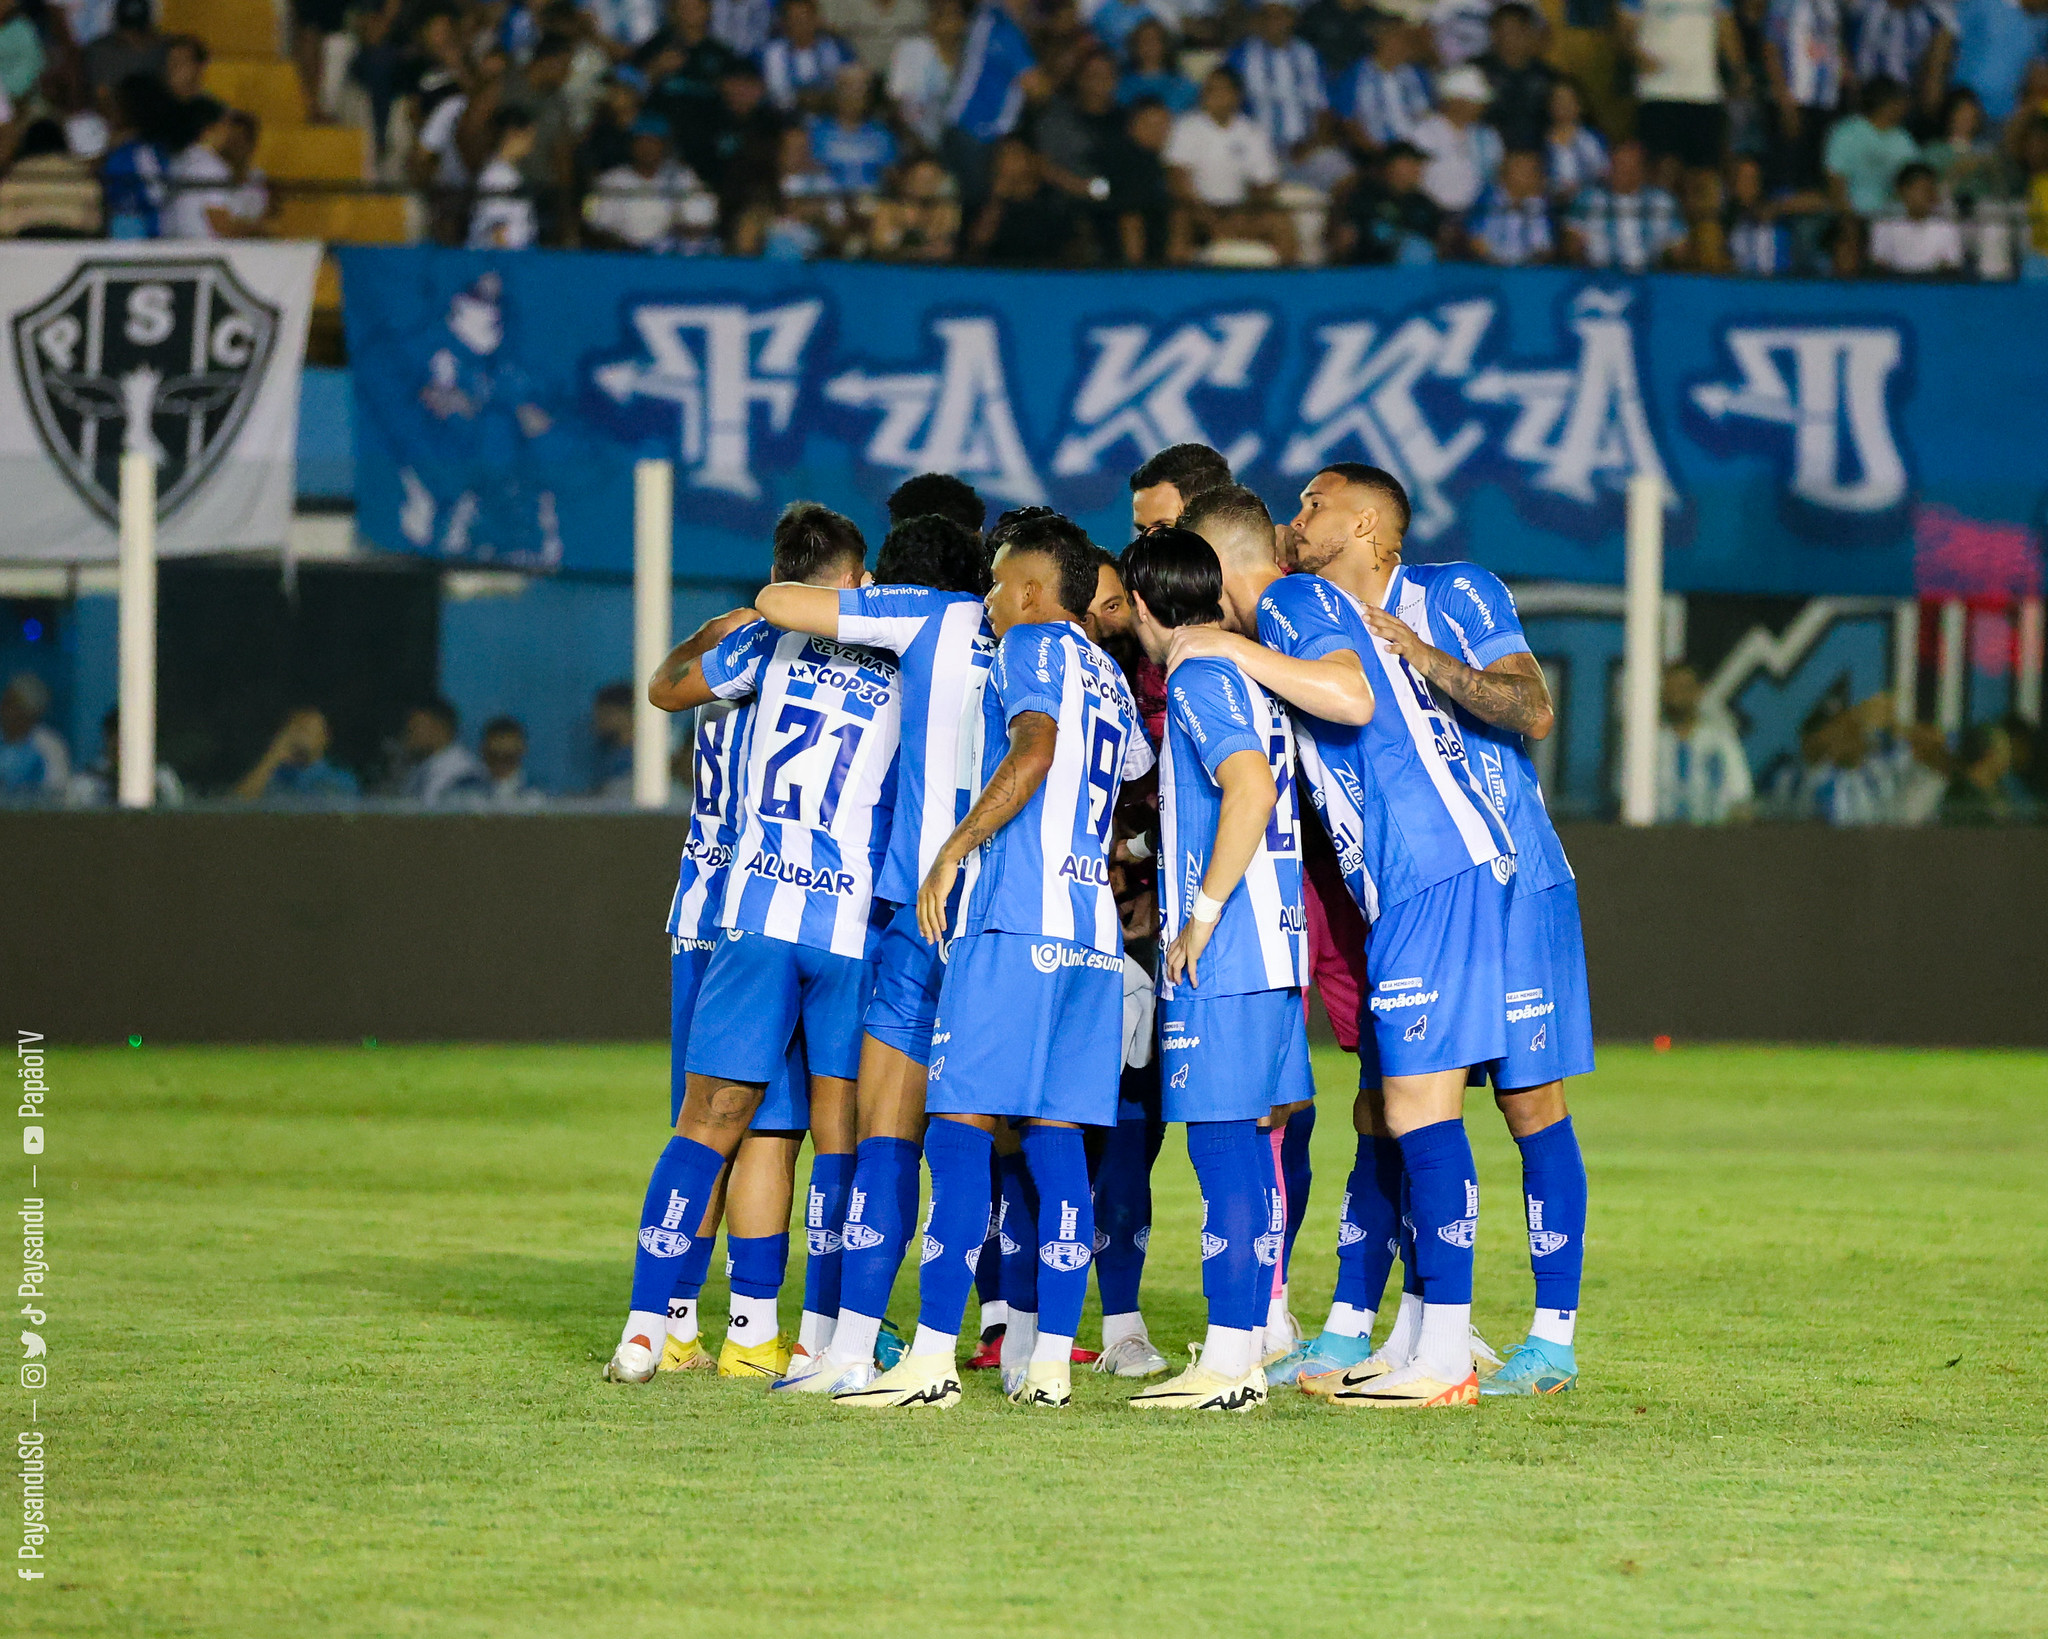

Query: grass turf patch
<box><xmin>25</xmin><ymin>1042</ymin><xmax>2048</xmax><ymax>1637</ymax></box>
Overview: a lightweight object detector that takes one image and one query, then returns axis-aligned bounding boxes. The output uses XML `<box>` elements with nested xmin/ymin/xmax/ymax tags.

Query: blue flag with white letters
<box><xmin>338</xmin><ymin>248</ymin><xmax>2048</xmax><ymax>597</ymax></box>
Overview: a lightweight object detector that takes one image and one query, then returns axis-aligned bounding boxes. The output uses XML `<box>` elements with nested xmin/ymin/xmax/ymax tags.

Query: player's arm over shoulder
<box><xmin>1420</xmin><ymin>568</ymin><xmax>1554</xmax><ymax>739</ymax></box>
<box><xmin>1208</xmin><ymin>583</ymin><xmax>1371</xmax><ymax>727</ymax></box>
<box><xmin>649</xmin><ymin>609</ymin><xmax>766</xmax><ymax>711</ymax></box>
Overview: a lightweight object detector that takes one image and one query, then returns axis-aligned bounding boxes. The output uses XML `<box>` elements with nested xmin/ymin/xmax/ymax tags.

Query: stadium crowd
<box><xmin>1</xmin><ymin>0</ymin><xmax>2047</xmax><ymax>272</ymax></box>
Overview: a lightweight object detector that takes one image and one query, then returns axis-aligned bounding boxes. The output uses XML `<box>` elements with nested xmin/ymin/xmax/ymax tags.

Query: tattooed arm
<box><xmin>1358</xmin><ymin>604</ymin><xmax>1556</xmax><ymax>740</ymax></box>
<box><xmin>916</xmin><ymin>711</ymin><xmax>1058</xmax><ymax>942</ymax></box>
<box><xmin>647</xmin><ymin>608</ymin><xmax>759</xmax><ymax>712</ymax></box>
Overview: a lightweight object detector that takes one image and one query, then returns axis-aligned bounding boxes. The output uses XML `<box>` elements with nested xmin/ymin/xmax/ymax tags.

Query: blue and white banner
<box><xmin>338</xmin><ymin>248</ymin><xmax>2048</xmax><ymax>597</ymax></box>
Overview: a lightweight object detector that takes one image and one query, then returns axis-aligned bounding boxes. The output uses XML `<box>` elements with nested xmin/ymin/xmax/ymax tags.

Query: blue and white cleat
<box><xmin>1479</xmin><ymin>1337</ymin><xmax>1578</xmax><ymax>1396</ymax></box>
<box><xmin>874</xmin><ymin>1319</ymin><xmax>908</xmax><ymax>1370</ymax></box>
<box><xmin>1266</xmin><ymin>1331</ymin><xmax>1374</xmax><ymax>1387</ymax></box>
<box><xmin>772</xmin><ymin>1352</ymin><xmax>877</xmax><ymax>1395</ymax></box>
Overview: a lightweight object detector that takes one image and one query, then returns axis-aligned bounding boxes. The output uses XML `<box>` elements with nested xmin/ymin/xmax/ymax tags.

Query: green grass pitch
<box><xmin>28</xmin><ymin>1042</ymin><xmax>2048</xmax><ymax>1637</ymax></box>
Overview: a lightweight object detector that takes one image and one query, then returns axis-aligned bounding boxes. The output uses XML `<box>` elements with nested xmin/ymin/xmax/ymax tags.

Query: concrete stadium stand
<box><xmin>5</xmin><ymin>815</ymin><xmax>2044</xmax><ymax>1048</ymax></box>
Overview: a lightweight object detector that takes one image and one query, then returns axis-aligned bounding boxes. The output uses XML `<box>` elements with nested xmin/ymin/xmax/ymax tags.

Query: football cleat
<box><xmin>874</xmin><ymin>1319</ymin><xmax>909</xmax><ymax>1370</ymax></box>
<box><xmin>717</xmin><ymin>1334</ymin><xmax>792</xmax><ymax>1380</ymax></box>
<box><xmin>603</xmin><ymin>1337</ymin><xmax>659</xmax><ymax>1384</ymax></box>
<box><xmin>966</xmin><ymin>1325</ymin><xmax>1005</xmax><ymax>1370</ymax></box>
<box><xmin>1299</xmin><ymin>1349</ymin><xmax>1396</xmax><ymax>1398</ymax></box>
<box><xmin>832</xmin><ymin>1352</ymin><xmax>962</xmax><ymax>1409</ymax></box>
<box><xmin>1000</xmin><ymin>1361</ymin><xmax>1027</xmax><ymax>1398</ymax></box>
<box><xmin>1470</xmin><ymin>1324</ymin><xmax>1505</xmax><ymax>1378</ymax></box>
<box><xmin>1480</xmin><ymin>1337</ymin><xmax>1578</xmax><ymax>1396</ymax></box>
<box><xmin>659</xmin><ymin>1334</ymin><xmax>716</xmax><ymax>1373</ymax></box>
<box><xmin>1127</xmin><ymin>1353</ymin><xmax>1267</xmax><ymax>1412</ymax></box>
<box><xmin>1327</xmin><ymin>1361</ymin><xmax>1479</xmax><ymax>1409</ymax></box>
<box><xmin>1070</xmin><ymin>1346</ymin><xmax>1101</xmax><ymax>1365</ymax></box>
<box><xmin>772</xmin><ymin>1352</ymin><xmax>877</xmax><ymax>1395</ymax></box>
<box><xmin>1008</xmin><ymin>1360</ymin><xmax>1072</xmax><ymax>1409</ymax></box>
<box><xmin>1266</xmin><ymin>1331</ymin><xmax>1372</xmax><ymax>1387</ymax></box>
<box><xmin>1094</xmin><ymin>1334</ymin><xmax>1170</xmax><ymax>1378</ymax></box>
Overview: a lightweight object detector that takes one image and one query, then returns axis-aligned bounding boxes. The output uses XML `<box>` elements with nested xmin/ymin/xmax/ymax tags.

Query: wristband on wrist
<box><xmin>1191</xmin><ymin>891</ymin><xmax>1225</xmax><ymax>924</ymax></box>
<box><xmin>1125</xmin><ymin>833</ymin><xmax>1153</xmax><ymax>862</ymax></box>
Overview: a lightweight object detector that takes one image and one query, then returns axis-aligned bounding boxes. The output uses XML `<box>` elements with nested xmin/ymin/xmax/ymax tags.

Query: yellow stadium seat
<box><xmin>273</xmin><ymin>191</ymin><xmax>413</xmax><ymax>245</ymax></box>
<box><xmin>162</xmin><ymin>0</ymin><xmax>279</xmax><ymax>60</ymax></box>
<box><xmin>203</xmin><ymin>59</ymin><xmax>305</xmax><ymax>131</ymax></box>
<box><xmin>313</xmin><ymin>255</ymin><xmax>343</xmax><ymax>316</ymax></box>
<box><xmin>257</xmin><ymin>125</ymin><xmax>368</xmax><ymax>182</ymax></box>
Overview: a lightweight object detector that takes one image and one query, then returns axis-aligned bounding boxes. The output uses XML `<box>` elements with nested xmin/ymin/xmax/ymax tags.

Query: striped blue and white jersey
<box><xmin>1157</xmin><ymin>656</ymin><xmax>1306</xmax><ymax>1002</ymax></box>
<box><xmin>665</xmin><ymin>696</ymin><xmax>755</xmax><ymax>943</ymax></box>
<box><xmin>1227</xmin><ymin>35</ymin><xmax>1328</xmax><ymax>151</ymax></box>
<box><xmin>1768</xmin><ymin>0</ymin><xmax>1847</xmax><ymax>107</ymax></box>
<box><xmin>1851</xmin><ymin>0</ymin><xmax>1952</xmax><ymax>86</ymax></box>
<box><xmin>702</xmin><ymin>620</ymin><xmax>902</xmax><ymax>958</ymax></box>
<box><xmin>1257</xmin><ymin>572</ymin><xmax>1513</xmax><ymax>921</ymax></box>
<box><xmin>958</xmin><ymin>620</ymin><xmax>1153</xmax><ymax>954</ymax></box>
<box><xmin>1349</xmin><ymin>59</ymin><xmax>1433</xmax><ymax>146</ymax></box>
<box><xmin>834</xmin><ymin>584</ymin><xmax>999</xmax><ymax>907</ymax></box>
<box><xmin>1392</xmin><ymin>563</ymin><xmax>1573</xmax><ymax>899</ymax></box>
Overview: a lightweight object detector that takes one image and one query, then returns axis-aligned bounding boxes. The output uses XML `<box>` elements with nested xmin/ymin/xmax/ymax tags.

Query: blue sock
<box><xmin>1516</xmin><ymin>1116</ymin><xmax>1588</xmax><ymax>1317</ymax></box>
<box><xmin>1398</xmin><ymin>1119</ymin><xmax>1478</xmax><ymax>1307</ymax></box>
<box><xmin>1187</xmin><ymin>1120</ymin><xmax>1264</xmax><ymax>1332</ymax></box>
<box><xmin>1021</xmin><ymin>1125</ymin><xmax>1095</xmax><ymax>1343</ymax></box>
<box><xmin>629</xmin><ymin>1136</ymin><xmax>726</xmax><ymax>1313</ymax></box>
<box><xmin>727</xmin><ymin>1233</ymin><xmax>789</xmax><ymax>1299</ymax></box>
<box><xmin>1333</xmin><ymin>1133</ymin><xmax>1404</xmax><ymax>1312</ymax></box>
<box><xmin>1280</xmin><ymin>1105</ymin><xmax>1315</xmax><ymax>1275</ymax></box>
<box><xmin>913</xmin><ymin>1119</ymin><xmax>994</xmax><ymax>1339</ymax></box>
<box><xmin>837</xmin><ymin>1136</ymin><xmax>920</xmax><ymax>1323</ymax></box>
<box><xmin>1091</xmin><ymin>1115</ymin><xmax>1155</xmax><ymax>1318</ymax></box>
<box><xmin>996</xmin><ymin>1149</ymin><xmax>1039</xmax><ymax>1322</ymax></box>
<box><xmin>799</xmin><ymin>1152</ymin><xmax>854</xmax><ymax>1320</ymax></box>
<box><xmin>667</xmin><ymin>1219</ymin><xmax>719</xmax><ymax>1306</ymax></box>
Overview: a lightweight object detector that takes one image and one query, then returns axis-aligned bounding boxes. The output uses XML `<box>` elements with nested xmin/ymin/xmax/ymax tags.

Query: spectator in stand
<box><xmin>63</xmin><ymin>709</ymin><xmax>184</xmax><ymax>807</ymax></box>
<box><xmin>889</xmin><ymin>0</ymin><xmax>966</xmax><ymax>150</ymax></box>
<box><xmin>395</xmin><ymin>699</ymin><xmax>491</xmax><ymax>804</ymax></box>
<box><xmin>469</xmin><ymin>107</ymin><xmax>539</xmax><ymax>247</ymax></box>
<box><xmin>1543</xmin><ymin>77</ymin><xmax>1609</xmax><ymax>200</ymax></box>
<box><xmin>703</xmin><ymin>62</ymin><xmax>787</xmax><ymax>213</ymax></box>
<box><xmin>0</xmin><ymin>674</ymin><xmax>69</xmax><ymax>797</ymax></box>
<box><xmin>99</xmin><ymin>72</ymin><xmax>173</xmax><ymax>237</ymax></box>
<box><xmin>1852</xmin><ymin>0</ymin><xmax>1957</xmax><ymax>118</ymax></box>
<box><xmin>1940</xmin><ymin>722</ymin><xmax>2016</xmax><ymax>822</ymax></box>
<box><xmin>711</xmin><ymin>0</ymin><xmax>773</xmax><ymax>57</ymax></box>
<box><xmin>755</xmin><ymin>119</ymin><xmax>843</xmax><ymax>255</ymax></box>
<box><xmin>1825</xmin><ymin>74</ymin><xmax>1920</xmax><ymax>214</ymax></box>
<box><xmin>0</xmin><ymin>117</ymin><xmax>103</xmax><ymax>234</ymax></box>
<box><xmin>1871</xmin><ymin>158</ymin><xmax>1967</xmax><ymax>269</ymax></box>
<box><xmin>764</xmin><ymin>0</ymin><xmax>858</xmax><ymax>113</ymax></box>
<box><xmin>825</xmin><ymin>0</ymin><xmax>928</xmax><ymax>74</ymax></box>
<box><xmin>870</xmin><ymin>150</ymin><xmax>962</xmax><ymax>254</ymax></box>
<box><xmin>1725</xmin><ymin>149</ymin><xmax>1796</xmax><ymax>268</ymax></box>
<box><xmin>1669</xmin><ymin>164</ymin><xmax>1737</xmax><ymax>267</ymax></box>
<box><xmin>637</xmin><ymin>0</ymin><xmax>747</xmax><ymax>174</ymax></box>
<box><xmin>1297</xmin><ymin>0</ymin><xmax>1385</xmax><ymax>77</ymax></box>
<box><xmin>1570</xmin><ymin>135</ymin><xmax>1685</xmax><ymax>265</ymax></box>
<box><xmin>1651</xmin><ymin>662</ymin><xmax>1754</xmax><ymax>823</ymax></box>
<box><xmin>944</xmin><ymin>0</ymin><xmax>1037</xmax><ymax>201</ymax></box>
<box><xmin>164</xmin><ymin>101</ymin><xmax>268</xmax><ymax>239</ymax></box>
<box><xmin>1924</xmin><ymin>86</ymin><xmax>2010</xmax><ymax>203</ymax></box>
<box><xmin>1619</xmin><ymin>0</ymin><xmax>1746</xmax><ymax>184</ymax></box>
<box><xmin>589</xmin><ymin>682</ymin><xmax>635</xmax><ymax>796</ymax></box>
<box><xmin>1476</xmin><ymin>3</ymin><xmax>1559</xmax><ymax>150</ymax></box>
<box><xmin>159</xmin><ymin>33</ymin><xmax>213</xmax><ymax>151</ymax></box>
<box><xmin>1229</xmin><ymin>2</ymin><xmax>1329</xmax><ymax>161</ymax></box>
<box><xmin>0</xmin><ymin>0</ymin><xmax>43</xmax><ymax>101</ymax></box>
<box><xmin>808</xmin><ymin>62</ymin><xmax>896</xmax><ymax>192</ymax></box>
<box><xmin>586</xmin><ymin>0</ymin><xmax>668</xmax><ymax>49</ymax></box>
<box><xmin>574</xmin><ymin>66</ymin><xmax>648</xmax><ymax>194</ymax></box>
<box><xmin>479</xmin><ymin>715</ymin><xmax>543</xmax><ymax>805</ymax></box>
<box><xmin>1035</xmin><ymin>48</ymin><xmax>1128</xmax><ymax>253</ymax></box>
<box><xmin>1117</xmin><ymin>16</ymin><xmax>1197</xmax><ymax>112</ymax></box>
<box><xmin>1468</xmin><ymin>145</ymin><xmax>1557</xmax><ymax>260</ymax></box>
<box><xmin>1165</xmin><ymin>65</ymin><xmax>1297</xmax><ymax>260</ymax></box>
<box><xmin>966</xmin><ymin>131</ymin><xmax>1072</xmax><ymax>258</ymax></box>
<box><xmin>292</xmin><ymin>0</ymin><xmax>347</xmax><ymax>122</ymax></box>
<box><xmin>1764</xmin><ymin>0</ymin><xmax>1848</xmax><ymax>190</ymax></box>
<box><xmin>1100</xmin><ymin>93</ymin><xmax>1183</xmax><ymax>259</ymax></box>
<box><xmin>1412</xmin><ymin>64</ymin><xmax>1502</xmax><ymax>212</ymax></box>
<box><xmin>1948</xmin><ymin>0</ymin><xmax>2048</xmax><ymax>126</ymax></box>
<box><xmin>582</xmin><ymin>113</ymin><xmax>720</xmax><ymax>247</ymax></box>
<box><xmin>1432</xmin><ymin>0</ymin><xmax>1498</xmax><ymax>66</ymax></box>
<box><xmin>1332</xmin><ymin>137</ymin><xmax>1447</xmax><ymax>261</ymax></box>
<box><xmin>1085</xmin><ymin>0</ymin><xmax>1166</xmax><ymax>54</ymax></box>
<box><xmin>1348</xmin><ymin>19</ymin><xmax>1434</xmax><ymax>152</ymax></box>
<box><xmin>1822</xmin><ymin>202</ymin><xmax>1869</xmax><ymax>268</ymax></box>
<box><xmin>82</xmin><ymin>0</ymin><xmax>159</xmax><ymax>100</ymax></box>
<box><xmin>234</xmin><ymin>706</ymin><xmax>359</xmax><ymax>802</ymax></box>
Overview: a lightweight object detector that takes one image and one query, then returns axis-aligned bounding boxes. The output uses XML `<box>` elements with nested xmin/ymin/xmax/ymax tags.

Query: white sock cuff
<box><xmin>1032</xmin><ymin>1331</ymin><xmax>1075</xmax><ymax>1367</ymax></box>
<box><xmin>1101</xmin><ymin>1310</ymin><xmax>1147</xmax><ymax>1349</ymax></box>
<box><xmin>1323</xmin><ymin>1302</ymin><xmax>1373</xmax><ymax>1340</ymax></box>
<box><xmin>979</xmin><ymin>1300</ymin><xmax>1010</xmax><ymax>1332</ymax></box>
<box><xmin>1530</xmin><ymin>1307</ymin><xmax>1577</xmax><ymax>1347</ymax></box>
<box><xmin>1416</xmin><ymin>1301</ymin><xmax>1473</xmax><ymax>1379</ymax></box>
<box><xmin>624</xmin><ymin>1310</ymin><xmax>668</xmax><ymax>1352</ymax></box>
<box><xmin>910</xmin><ymin>1323</ymin><xmax>958</xmax><ymax>1359</ymax></box>
<box><xmin>1201</xmin><ymin>1324</ymin><xmax>1254</xmax><ymax>1380</ymax></box>
<box><xmin>828</xmin><ymin>1310</ymin><xmax>884</xmax><ymax>1365</ymax></box>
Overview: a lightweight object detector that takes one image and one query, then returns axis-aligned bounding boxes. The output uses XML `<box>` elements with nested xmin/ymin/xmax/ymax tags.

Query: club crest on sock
<box><xmin>1527</xmin><ymin>1197</ymin><xmax>1570</xmax><ymax>1257</ymax></box>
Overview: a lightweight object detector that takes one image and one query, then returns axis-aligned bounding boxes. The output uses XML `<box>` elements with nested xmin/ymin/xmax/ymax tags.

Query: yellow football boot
<box><xmin>659</xmin><ymin>1334</ymin><xmax>716</xmax><ymax>1373</ymax></box>
<box><xmin>717</xmin><ymin>1333</ymin><xmax>792</xmax><ymax>1380</ymax></box>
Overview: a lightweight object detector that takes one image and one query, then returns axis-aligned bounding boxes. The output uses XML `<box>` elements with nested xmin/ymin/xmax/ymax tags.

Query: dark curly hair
<box><xmin>875</xmin><ymin>513</ymin><xmax>989</xmax><ymax>596</ymax></box>
<box><xmin>886</xmin><ymin>472</ymin><xmax>986</xmax><ymax>535</ymax></box>
<box><xmin>988</xmin><ymin>507</ymin><xmax>1099</xmax><ymax>619</ymax></box>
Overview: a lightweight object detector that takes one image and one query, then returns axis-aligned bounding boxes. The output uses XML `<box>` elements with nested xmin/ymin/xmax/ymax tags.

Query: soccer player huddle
<box><xmin>605</xmin><ymin>444</ymin><xmax>1592</xmax><ymax>1413</ymax></box>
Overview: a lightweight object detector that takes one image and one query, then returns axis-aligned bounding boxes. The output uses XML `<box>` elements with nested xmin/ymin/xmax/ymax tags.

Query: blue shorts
<box><xmin>863</xmin><ymin>898</ymin><xmax>945</xmax><ymax>1066</ymax></box>
<box><xmin>1357</xmin><ymin>863</ymin><xmax>1512</xmax><ymax>1087</ymax></box>
<box><xmin>686</xmin><ymin>928</ymin><xmax>867</xmax><ymax>1088</ymax></box>
<box><xmin>1159</xmin><ymin>988</ymin><xmax>1312</xmax><ymax>1123</ymax></box>
<box><xmin>1470</xmin><ymin>880</ymin><xmax>1596</xmax><ymax>1092</ymax></box>
<box><xmin>672</xmin><ymin>935</ymin><xmax>811</xmax><ymax>1130</ymax></box>
<box><xmin>925</xmin><ymin>932</ymin><xmax>1123</xmax><ymax>1126</ymax></box>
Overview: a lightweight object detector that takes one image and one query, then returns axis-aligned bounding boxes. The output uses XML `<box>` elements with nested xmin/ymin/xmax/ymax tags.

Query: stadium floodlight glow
<box><xmin>1620</xmin><ymin>473</ymin><xmax>1665</xmax><ymax>828</ymax></box>
<box><xmin>117</xmin><ymin>449</ymin><xmax>157</xmax><ymax>811</ymax></box>
<box><xmin>633</xmin><ymin>459</ymin><xmax>675</xmax><ymax>810</ymax></box>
